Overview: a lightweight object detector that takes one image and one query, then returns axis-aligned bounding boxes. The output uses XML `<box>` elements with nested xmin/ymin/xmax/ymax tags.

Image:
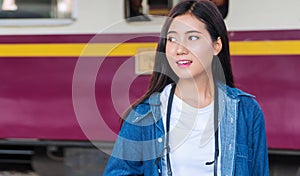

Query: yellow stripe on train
<box><xmin>230</xmin><ymin>40</ymin><xmax>300</xmax><ymax>55</ymax></box>
<box><xmin>0</xmin><ymin>43</ymin><xmax>157</xmax><ymax>57</ymax></box>
<box><xmin>0</xmin><ymin>40</ymin><xmax>299</xmax><ymax>57</ymax></box>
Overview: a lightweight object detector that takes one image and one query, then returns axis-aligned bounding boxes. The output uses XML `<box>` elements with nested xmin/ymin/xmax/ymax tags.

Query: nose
<box><xmin>176</xmin><ymin>43</ymin><xmax>188</xmax><ymax>55</ymax></box>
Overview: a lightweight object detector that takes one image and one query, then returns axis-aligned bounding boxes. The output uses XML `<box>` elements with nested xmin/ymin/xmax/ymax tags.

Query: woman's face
<box><xmin>165</xmin><ymin>13</ymin><xmax>221</xmax><ymax>80</ymax></box>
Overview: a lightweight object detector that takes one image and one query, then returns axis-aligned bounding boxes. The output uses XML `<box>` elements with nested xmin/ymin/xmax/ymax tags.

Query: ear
<box><xmin>213</xmin><ymin>37</ymin><xmax>222</xmax><ymax>55</ymax></box>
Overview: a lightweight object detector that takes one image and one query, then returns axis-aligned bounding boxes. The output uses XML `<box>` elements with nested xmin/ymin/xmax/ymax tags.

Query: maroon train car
<box><xmin>0</xmin><ymin>0</ymin><xmax>299</xmax><ymax>175</ymax></box>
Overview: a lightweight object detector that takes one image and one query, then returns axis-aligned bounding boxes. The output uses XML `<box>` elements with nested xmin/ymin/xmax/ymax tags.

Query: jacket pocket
<box><xmin>235</xmin><ymin>144</ymin><xmax>253</xmax><ymax>176</ymax></box>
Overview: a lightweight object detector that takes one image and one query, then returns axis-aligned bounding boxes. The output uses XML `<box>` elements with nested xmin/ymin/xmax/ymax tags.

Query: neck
<box><xmin>175</xmin><ymin>75</ymin><xmax>214</xmax><ymax>108</ymax></box>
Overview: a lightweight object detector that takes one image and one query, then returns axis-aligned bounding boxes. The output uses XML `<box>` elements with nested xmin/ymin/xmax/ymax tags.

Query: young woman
<box><xmin>104</xmin><ymin>0</ymin><xmax>269</xmax><ymax>175</ymax></box>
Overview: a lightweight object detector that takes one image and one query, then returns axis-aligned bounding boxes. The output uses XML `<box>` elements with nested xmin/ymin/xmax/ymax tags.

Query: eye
<box><xmin>167</xmin><ymin>36</ymin><xmax>177</xmax><ymax>42</ymax></box>
<box><xmin>189</xmin><ymin>36</ymin><xmax>199</xmax><ymax>41</ymax></box>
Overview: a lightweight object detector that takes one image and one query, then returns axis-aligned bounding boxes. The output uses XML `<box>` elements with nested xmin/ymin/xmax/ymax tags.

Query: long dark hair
<box><xmin>128</xmin><ymin>0</ymin><xmax>234</xmax><ymax>113</ymax></box>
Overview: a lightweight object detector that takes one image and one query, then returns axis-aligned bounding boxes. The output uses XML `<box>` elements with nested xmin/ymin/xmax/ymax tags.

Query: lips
<box><xmin>176</xmin><ymin>60</ymin><xmax>193</xmax><ymax>66</ymax></box>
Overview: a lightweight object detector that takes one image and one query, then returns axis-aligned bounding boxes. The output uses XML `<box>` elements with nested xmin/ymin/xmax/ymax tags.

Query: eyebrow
<box><xmin>167</xmin><ymin>30</ymin><xmax>202</xmax><ymax>35</ymax></box>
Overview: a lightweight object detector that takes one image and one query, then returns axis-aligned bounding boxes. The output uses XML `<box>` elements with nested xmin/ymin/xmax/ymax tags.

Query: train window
<box><xmin>147</xmin><ymin>0</ymin><xmax>171</xmax><ymax>16</ymax></box>
<box><xmin>0</xmin><ymin>0</ymin><xmax>76</xmax><ymax>26</ymax></box>
<box><xmin>125</xmin><ymin>0</ymin><xmax>151</xmax><ymax>22</ymax></box>
<box><xmin>125</xmin><ymin>0</ymin><xmax>228</xmax><ymax>22</ymax></box>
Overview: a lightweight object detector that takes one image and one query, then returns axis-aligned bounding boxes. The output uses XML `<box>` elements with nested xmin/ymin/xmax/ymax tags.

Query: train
<box><xmin>0</xmin><ymin>0</ymin><xmax>299</xmax><ymax>175</ymax></box>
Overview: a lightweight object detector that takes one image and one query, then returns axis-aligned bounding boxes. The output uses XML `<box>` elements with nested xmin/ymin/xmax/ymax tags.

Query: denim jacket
<box><xmin>104</xmin><ymin>84</ymin><xmax>269</xmax><ymax>176</ymax></box>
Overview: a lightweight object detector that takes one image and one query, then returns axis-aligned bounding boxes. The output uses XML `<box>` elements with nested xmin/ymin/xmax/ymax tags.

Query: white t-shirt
<box><xmin>160</xmin><ymin>84</ymin><xmax>220</xmax><ymax>176</ymax></box>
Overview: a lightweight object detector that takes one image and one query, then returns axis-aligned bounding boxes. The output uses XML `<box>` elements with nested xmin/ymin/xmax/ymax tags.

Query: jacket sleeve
<box><xmin>103</xmin><ymin>117</ymin><xmax>144</xmax><ymax>176</ymax></box>
<box><xmin>250</xmin><ymin>100</ymin><xmax>269</xmax><ymax>176</ymax></box>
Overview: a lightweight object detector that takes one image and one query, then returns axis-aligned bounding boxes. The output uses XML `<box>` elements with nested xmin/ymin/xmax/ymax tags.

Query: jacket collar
<box><xmin>218</xmin><ymin>83</ymin><xmax>254</xmax><ymax>99</ymax></box>
<box><xmin>133</xmin><ymin>83</ymin><xmax>253</xmax><ymax>124</ymax></box>
<box><xmin>146</xmin><ymin>83</ymin><xmax>254</xmax><ymax>105</ymax></box>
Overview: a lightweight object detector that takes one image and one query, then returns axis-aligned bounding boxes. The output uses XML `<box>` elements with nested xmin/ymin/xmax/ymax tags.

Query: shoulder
<box><xmin>219</xmin><ymin>83</ymin><xmax>263</xmax><ymax>117</ymax></box>
<box><xmin>218</xmin><ymin>83</ymin><xmax>254</xmax><ymax>99</ymax></box>
<box><xmin>119</xmin><ymin>92</ymin><xmax>162</xmax><ymax>141</ymax></box>
<box><xmin>226</xmin><ymin>86</ymin><xmax>265</xmax><ymax>129</ymax></box>
<box><xmin>118</xmin><ymin>100</ymin><xmax>153</xmax><ymax>141</ymax></box>
<box><xmin>124</xmin><ymin>92</ymin><xmax>161</xmax><ymax>125</ymax></box>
